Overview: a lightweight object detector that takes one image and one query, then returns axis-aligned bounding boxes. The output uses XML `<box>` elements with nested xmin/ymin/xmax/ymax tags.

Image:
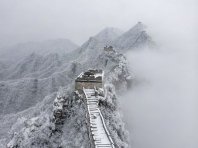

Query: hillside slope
<box><xmin>0</xmin><ymin>39</ymin><xmax>78</xmax><ymax>64</ymax></box>
<box><xmin>0</xmin><ymin>22</ymin><xmax>154</xmax><ymax>147</ymax></box>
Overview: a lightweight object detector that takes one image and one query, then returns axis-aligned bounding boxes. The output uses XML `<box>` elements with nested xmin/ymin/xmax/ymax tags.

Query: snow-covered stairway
<box><xmin>83</xmin><ymin>88</ymin><xmax>115</xmax><ymax>148</ymax></box>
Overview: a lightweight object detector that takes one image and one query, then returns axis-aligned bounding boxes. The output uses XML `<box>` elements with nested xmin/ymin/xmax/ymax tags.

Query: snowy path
<box><xmin>83</xmin><ymin>89</ymin><xmax>115</xmax><ymax>148</ymax></box>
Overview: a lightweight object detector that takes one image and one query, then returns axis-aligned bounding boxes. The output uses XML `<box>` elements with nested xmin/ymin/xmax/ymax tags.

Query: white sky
<box><xmin>0</xmin><ymin>0</ymin><xmax>197</xmax><ymax>47</ymax></box>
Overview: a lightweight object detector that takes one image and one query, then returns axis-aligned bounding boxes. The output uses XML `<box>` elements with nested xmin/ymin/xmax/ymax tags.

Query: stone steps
<box><xmin>83</xmin><ymin>88</ymin><xmax>115</xmax><ymax>148</ymax></box>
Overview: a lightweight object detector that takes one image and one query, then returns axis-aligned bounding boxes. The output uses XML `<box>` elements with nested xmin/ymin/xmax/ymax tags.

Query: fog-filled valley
<box><xmin>121</xmin><ymin>48</ymin><xmax>197</xmax><ymax>148</ymax></box>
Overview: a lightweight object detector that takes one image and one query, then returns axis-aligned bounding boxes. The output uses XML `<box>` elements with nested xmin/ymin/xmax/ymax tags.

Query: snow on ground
<box><xmin>84</xmin><ymin>88</ymin><xmax>115</xmax><ymax>148</ymax></box>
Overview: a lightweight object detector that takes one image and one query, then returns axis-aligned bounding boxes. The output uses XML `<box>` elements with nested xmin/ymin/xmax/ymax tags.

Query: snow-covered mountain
<box><xmin>81</xmin><ymin>27</ymin><xmax>122</xmax><ymax>49</ymax></box>
<box><xmin>0</xmin><ymin>22</ymin><xmax>154</xmax><ymax>147</ymax></box>
<box><xmin>77</xmin><ymin>22</ymin><xmax>154</xmax><ymax>61</ymax></box>
<box><xmin>0</xmin><ymin>39</ymin><xmax>78</xmax><ymax>64</ymax></box>
<box><xmin>94</xmin><ymin>27</ymin><xmax>123</xmax><ymax>43</ymax></box>
<box><xmin>77</xmin><ymin>27</ymin><xmax>123</xmax><ymax>61</ymax></box>
<box><xmin>0</xmin><ymin>53</ymin><xmax>65</xmax><ymax>80</ymax></box>
<box><xmin>0</xmin><ymin>54</ymin><xmax>82</xmax><ymax>115</ymax></box>
<box><xmin>3</xmin><ymin>48</ymin><xmax>131</xmax><ymax>147</ymax></box>
<box><xmin>114</xmin><ymin>22</ymin><xmax>154</xmax><ymax>50</ymax></box>
<box><xmin>0</xmin><ymin>61</ymin><xmax>7</xmax><ymax>70</ymax></box>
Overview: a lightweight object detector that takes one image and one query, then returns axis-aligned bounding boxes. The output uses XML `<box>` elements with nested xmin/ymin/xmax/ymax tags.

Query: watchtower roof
<box><xmin>76</xmin><ymin>69</ymin><xmax>103</xmax><ymax>82</ymax></box>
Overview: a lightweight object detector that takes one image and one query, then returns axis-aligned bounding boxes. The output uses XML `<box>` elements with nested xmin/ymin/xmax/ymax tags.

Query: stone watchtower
<box><xmin>104</xmin><ymin>46</ymin><xmax>114</xmax><ymax>52</ymax></box>
<box><xmin>75</xmin><ymin>69</ymin><xmax>104</xmax><ymax>92</ymax></box>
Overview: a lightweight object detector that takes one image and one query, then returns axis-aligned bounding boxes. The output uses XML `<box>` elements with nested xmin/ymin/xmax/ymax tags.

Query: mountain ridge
<box><xmin>113</xmin><ymin>22</ymin><xmax>154</xmax><ymax>50</ymax></box>
<box><xmin>0</xmin><ymin>38</ymin><xmax>79</xmax><ymax>64</ymax></box>
<box><xmin>0</xmin><ymin>22</ymin><xmax>154</xmax><ymax>148</ymax></box>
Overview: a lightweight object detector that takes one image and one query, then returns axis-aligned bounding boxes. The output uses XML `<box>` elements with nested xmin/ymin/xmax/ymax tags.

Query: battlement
<box><xmin>75</xmin><ymin>69</ymin><xmax>103</xmax><ymax>91</ymax></box>
<box><xmin>104</xmin><ymin>46</ymin><xmax>114</xmax><ymax>52</ymax></box>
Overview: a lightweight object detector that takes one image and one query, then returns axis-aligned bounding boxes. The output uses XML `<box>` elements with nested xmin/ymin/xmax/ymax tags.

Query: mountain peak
<box><xmin>127</xmin><ymin>22</ymin><xmax>146</xmax><ymax>34</ymax></box>
<box><xmin>94</xmin><ymin>27</ymin><xmax>123</xmax><ymax>42</ymax></box>
<box><xmin>79</xmin><ymin>27</ymin><xmax>123</xmax><ymax>53</ymax></box>
<box><xmin>113</xmin><ymin>22</ymin><xmax>153</xmax><ymax>50</ymax></box>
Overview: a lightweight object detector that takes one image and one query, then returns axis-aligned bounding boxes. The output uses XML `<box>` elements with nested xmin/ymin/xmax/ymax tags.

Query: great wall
<box><xmin>75</xmin><ymin>69</ymin><xmax>115</xmax><ymax>148</ymax></box>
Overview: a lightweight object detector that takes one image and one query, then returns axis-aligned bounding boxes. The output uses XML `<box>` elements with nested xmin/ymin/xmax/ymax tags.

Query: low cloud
<box><xmin>120</xmin><ymin>42</ymin><xmax>197</xmax><ymax>148</ymax></box>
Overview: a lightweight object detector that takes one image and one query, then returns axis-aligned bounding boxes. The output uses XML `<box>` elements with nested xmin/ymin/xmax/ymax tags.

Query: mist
<box><xmin>120</xmin><ymin>25</ymin><xmax>198</xmax><ymax>148</ymax></box>
<box><xmin>115</xmin><ymin>1</ymin><xmax>197</xmax><ymax>147</ymax></box>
